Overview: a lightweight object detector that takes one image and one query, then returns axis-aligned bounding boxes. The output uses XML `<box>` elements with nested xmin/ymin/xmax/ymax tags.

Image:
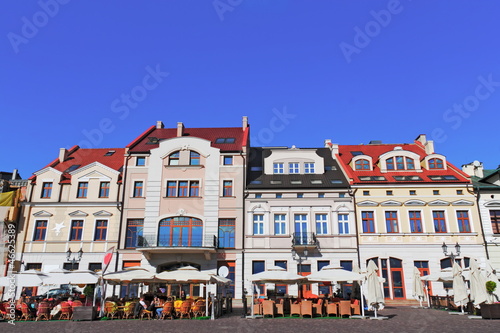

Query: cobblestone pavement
<box><xmin>2</xmin><ymin>307</ymin><xmax>499</xmax><ymax>333</ymax></box>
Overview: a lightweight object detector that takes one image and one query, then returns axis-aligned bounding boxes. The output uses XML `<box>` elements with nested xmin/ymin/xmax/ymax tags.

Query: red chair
<box><xmin>36</xmin><ymin>301</ymin><xmax>51</xmax><ymax>321</ymax></box>
<box><xmin>20</xmin><ymin>303</ymin><xmax>33</xmax><ymax>321</ymax></box>
<box><xmin>59</xmin><ymin>301</ymin><xmax>72</xmax><ymax>320</ymax></box>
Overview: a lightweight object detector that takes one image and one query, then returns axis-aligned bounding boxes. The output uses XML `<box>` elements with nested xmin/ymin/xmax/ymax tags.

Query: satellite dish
<box><xmin>218</xmin><ymin>266</ymin><xmax>229</xmax><ymax>278</ymax></box>
<box><xmin>473</xmin><ymin>160</ymin><xmax>481</xmax><ymax>167</ymax></box>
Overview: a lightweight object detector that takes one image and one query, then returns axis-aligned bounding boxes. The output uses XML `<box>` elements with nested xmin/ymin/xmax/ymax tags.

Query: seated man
<box><xmin>133</xmin><ymin>296</ymin><xmax>148</xmax><ymax>318</ymax></box>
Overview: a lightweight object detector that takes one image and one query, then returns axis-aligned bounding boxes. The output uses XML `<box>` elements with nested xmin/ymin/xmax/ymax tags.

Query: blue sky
<box><xmin>2</xmin><ymin>0</ymin><xmax>500</xmax><ymax>177</ymax></box>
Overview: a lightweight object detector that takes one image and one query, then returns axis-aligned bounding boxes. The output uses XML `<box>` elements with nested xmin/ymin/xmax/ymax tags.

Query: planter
<box><xmin>72</xmin><ymin>306</ymin><xmax>97</xmax><ymax>321</ymax></box>
<box><xmin>480</xmin><ymin>303</ymin><xmax>500</xmax><ymax>319</ymax></box>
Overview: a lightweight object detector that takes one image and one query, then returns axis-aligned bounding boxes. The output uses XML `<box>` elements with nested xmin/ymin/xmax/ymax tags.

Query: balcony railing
<box><xmin>137</xmin><ymin>234</ymin><xmax>218</xmax><ymax>249</ymax></box>
<box><xmin>292</xmin><ymin>232</ymin><xmax>318</xmax><ymax>247</ymax></box>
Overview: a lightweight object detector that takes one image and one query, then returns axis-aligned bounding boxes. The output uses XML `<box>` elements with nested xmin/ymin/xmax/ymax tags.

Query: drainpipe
<box><xmin>240</xmin><ymin>150</ymin><xmax>248</xmax><ymax>317</ymax></box>
<box><xmin>349</xmin><ymin>187</ymin><xmax>361</xmax><ymax>268</ymax></box>
<box><xmin>468</xmin><ymin>183</ymin><xmax>489</xmax><ymax>259</ymax></box>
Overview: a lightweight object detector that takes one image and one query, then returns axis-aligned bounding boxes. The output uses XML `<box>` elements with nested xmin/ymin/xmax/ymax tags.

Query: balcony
<box><xmin>292</xmin><ymin>232</ymin><xmax>319</xmax><ymax>250</ymax></box>
<box><xmin>136</xmin><ymin>234</ymin><xmax>218</xmax><ymax>260</ymax></box>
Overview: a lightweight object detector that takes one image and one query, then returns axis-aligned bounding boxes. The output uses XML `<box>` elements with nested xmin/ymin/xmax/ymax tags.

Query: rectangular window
<box><xmin>273</xmin><ymin>163</ymin><xmax>284</xmax><ymax>174</ymax></box>
<box><xmin>318</xmin><ymin>193</ymin><xmax>325</xmax><ymax>198</ymax></box>
<box><xmin>167</xmin><ymin>181</ymin><xmax>177</xmax><ymax>197</ymax></box>
<box><xmin>362</xmin><ymin>211</ymin><xmax>375</xmax><ymax>233</ymax></box>
<box><xmin>386</xmin><ymin>190</ymin><xmax>393</xmax><ymax>196</ymax></box>
<box><xmin>297</xmin><ymin>193</ymin><xmax>303</xmax><ymax>198</ymax></box>
<box><xmin>190</xmin><ymin>181</ymin><xmax>200</xmax><ymax>197</ymax></box>
<box><xmin>136</xmin><ymin>156</ymin><xmax>146</xmax><ymax>166</ymax></box>
<box><xmin>70</xmin><ymin>220</ymin><xmax>84</xmax><ymax>241</ymax></box>
<box><xmin>433</xmin><ymin>190</ymin><xmax>440</xmax><ymax>195</ymax></box>
<box><xmin>340</xmin><ymin>260</ymin><xmax>353</xmax><ymax>271</ymax></box>
<box><xmin>363</xmin><ymin>191</ymin><xmax>370</xmax><ymax>196</ymax></box>
<box><xmin>252</xmin><ymin>261</ymin><xmax>265</xmax><ymax>296</ymax></box>
<box><xmin>99</xmin><ymin>182</ymin><xmax>110</xmax><ymax>198</ymax></box>
<box><xmin>33</xmin><ymin>220</ymin><xmax>47</xmax><ymax>241</ymax></box>
<box><xmin>178</xmin><ymin>181</ymin><xmax>189</xmax><ymax>197</ymax></box>
<box><xmin>338</xmin><ymin>214</ymin><xmax>349</xmax><ymax>234</ymax></box>
<box><xmin>88</xmin><ymin>263</ymin><xmax>102</xmax><ymax>272</ymax></box>
<box><xmin>457</xmin><ymin>211</ymin><xmax>471</xmax><ymax>233</ymax></box>
<box><xmin>26</xmin><ymin>263</ymin><xmax>42</xmax><ymax>271</ymax></box>
<box><xmin>385</xmin><ymin>211</ymin><xmax>399</xmax><ymax>233</ymax></box>
<box><xmin>94</xmin><ymin>220</ymin><xmax>108</xmax><ymax>241</ymax></box>
<box><xmin>218</xmin><ymin>218</ymin><xmax>235</xmax><ymax>248</ymax></box>
<box><xmin>490</xmin><ymin>210</ymin><xmax>500</xmax><ymax>234</ymax></box>
<box><xmin>255</xmin><ymin>193</ymin><xmax>262</xmax><ymax>199</ymax></box>
<box><xmin>77</xmin><ymin>182</ymin><xmax>88</xmax><ymax>198</ymax></box>
<box><xmin>409</xmin><ymin>190</ymin><xmax>416</xmax><ymax>196</ymax></box>
<box><xmin>316</xmin><ymin>214</ymin><xmax>328</xmax><ymax>235</ymax></box>
<box><xmin>63</xmin><ymin>262</ymin><xmax>80</xmax><ymax>271</ymax></box>
<box><xmin>409</xmin><ymin>211</ymin><xmax>423</xmax><ymax>233</ymax></box>
<box><xmin>275</xmin><ymin>261</ymin><xmax>287</xmax><ymax>270</ymax></box>
<box><xmin>274</xmin><ymin>214</ymin><xmax>286</xmax><ymax>235</ymax></box>
<box><xmin>304</xmin><ymin>163</ymin><xmax>315</xmax><ymax>173</ymax></box>
<box><xmin>223</xmin><ymin>180</ymin><xmax>233</xmax><ymax>197</ymax></box>
<box><xmin>133</xmin><ymin>181</ymin><xmax>143</xmax><ymax>197</ymax></box>
<box><xmin>253</xmin><ymin>214</ymin><xmax>264</xmax><ymax>235</ymax></box>
<box><xmin>125</xmin><ymin>219</ymin><xmax>144</xmax><ymax>249</ymax></box>
<box><xmin>41</xmin><ymin>182</ymin><xmax>52</xmax><ymax>198</ymax></box>
<box><xmin>276</xmin><ymin>193</ymin><xmax>282</xmax><ymax>199</ymax></box>
<box><xmin>169</xmin><ymin>152</ymin><xmax>179</xmax><ymax>165</ymax></box>
<box><xmin>289</xmin><ymin>163</ymin><xmax>299</xmax><ymax>174</ymax></box>
<box><xmin>456</xmin><ymin>190</ymin><xmax>463</xmax><ymax>195</ymax></box>
<box><xmin>433</xmin><ymin>211</ymin><xmax>447</xmax><ymax>233</ymax></box>
<box><xmin>223</xmin><ymin>156</ymin><xmax>233</xmax><ymax>165</ymax></box>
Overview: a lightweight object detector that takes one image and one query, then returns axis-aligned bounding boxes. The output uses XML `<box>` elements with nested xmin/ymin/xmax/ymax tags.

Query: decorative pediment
<box><xmin>404</xmin><ymin>200</ymin><xmax>426</xmax><ymax>206</ymax></box>
<box><xmin>93</xmin><ymin>210</ymin><xmax>113</xmax><ymax>216</ymax></box>
<box><xmin>33</xmin><ymin>167</ymin><xmax>62</xmax><ymax>177</ymax></box>
<box><xmin>68</xmin><ymin>210</ymin><xmax>88</xmax><ymax>217</ymax></box>
<box><xmin>380</xmin><ymin>200</ymin><xmax>402</xmax><ymax>206</ymax></box>
<box><xmin>76</xmin><ymin>170</ymin><xmax>111</xmax><ymax>181</ymax></box>
<box><xmin>357</xmin><ymin>201</ymin><xmax>379</xmax><ymax>207</ymax></box>
<box><xmin>70</xmin><ymin>162</ymin><xmax>120</xmax><ymax>176</ymax></box>
<box><xmin>428</xmin><ymin>200</ymin><xmax>450</xmax><ymax>206</ymax></box>
<box><xmin>33</xmin><ymin>210</ymin><xmax>53</xmax><ymax>217</ymax></box>
<box><xmin>485</xmin><ymin>200</ymin><xmax>500</xmax><ymax>207</ymax></box>
<box><xmin>451</xmin><ymin>200</ymin><xmax>474</xmax><ymax>206</ymax></box>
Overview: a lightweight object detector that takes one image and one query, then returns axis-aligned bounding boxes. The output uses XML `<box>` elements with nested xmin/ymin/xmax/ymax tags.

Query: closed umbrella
<box><xmin>452</xmin><ymin>262</ymin><xmax>468</xmax><ymax>313</ymax></box>
<box><xmin>365</xmin><ymin>260</ymin><xmax>385</xmax><ymax>318</ymax></box>
<box><xmin>484</xmin><ymin>260</ymin><xmax>500</xmax><ymax>303</ymax></box>
<box><xmin>412</xmin><ymin>266</ymin><xmax>426</xmax><ymax>307</ymax></box>
<box><xmin>421</xmin><ymin>267</ymin><xmax>454</xmax><ymax>283</ymax></box>
<box><xmin>468</xmin><ymin>258</ymin><xmax>488</xmax><ymax>307</ymax></box>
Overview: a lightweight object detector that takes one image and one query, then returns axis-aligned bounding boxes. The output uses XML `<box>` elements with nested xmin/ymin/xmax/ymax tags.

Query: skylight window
<box><xmin>393</xmin><ymin>176</ymin><xmax>423</xmax><ymax>181</ymax></box>
<box><xmin>270</xmin><ymin>180</ymin><xmax>282</xmax><ymax>185</ymax></box>
<box><xmin>429</xmin><ymin>175</ymin><xmax>458</xmax><ymax>181</ymax></box>
<box><xmin>290</xmin><ymin>180</ymin><xmax>302</xmax><ymax>185</ymax></box>
<box><xmin>65</xmin><ymin>165</ymin><xmax>81</xmax><ymax>173</ymax></box>
<box><xmin>104</xmin><ymin>151</ymin><xmax>115</xmax><ymax>156</ymax></box>
<box><xmin>330</xmin><ymin>179</ymin><xmax>343</xmax><ymax>184</ymax></box>
<box><xmin>311</xmin><ymin>180</ymin><xmax>323</xmax><ymax>184</ymax></box>
<box><xmin>359</xmin><ymin>176</ymin><xmax>386</xmax><ymax>181</ymax></box>
<box><xmin>147</xmin><ymin>137</ymin><xmax>160</xmax><ymax>144</ymax></box>
<box><xmin>250</xmin><ymin>166</ymin><xmax>263</xmax><ymax>171</ymax></box>
<box><xmin>250</xmin><ymin>180</ymin><xmax>262</xmax><ymax>184</ymax></box>
<box><xmin>215</xmin><ymin>138</ymin><xmax>236</xmax><ymax>144</ymax></box>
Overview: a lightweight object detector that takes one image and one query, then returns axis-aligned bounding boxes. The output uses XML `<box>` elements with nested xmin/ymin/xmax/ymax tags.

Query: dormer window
<box><xmin>429</xmin><ymin>158</ymin><xmax>444</xmax><ymax>169</ymax></box>
<box><xmin>387</xmin><ymin>156</ymin><xmax>415</xmax><ymax>170</ymax></box>
<box><xmin>304</xmin><ymin>163</ymin><xmax>315</xmax><ymax>173</ymax></box>
<box><xmin>169</xmin><ymin>151</ymin><xmax>180</xmax><ymax>165</ymax></box>
<box><xmin>289</xmin><ymin>163</ymin><xmax>299</xmax><ymax>174</ymax></box>
<box><xmin>355</xmin><ymin>159</ymin><xmax>370</xmax><ymax>170</ymax></box>
<box><xmin>273</xmin><ymin>163</ymin><xmax>284</xmax><ymax>174</ymax></box>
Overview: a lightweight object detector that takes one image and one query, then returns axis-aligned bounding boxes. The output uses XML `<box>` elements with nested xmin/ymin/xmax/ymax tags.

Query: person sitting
<box><xmin>133</xmin><ymin>296</ymin><xmax>148</xmax><ymax>318</ymax></box>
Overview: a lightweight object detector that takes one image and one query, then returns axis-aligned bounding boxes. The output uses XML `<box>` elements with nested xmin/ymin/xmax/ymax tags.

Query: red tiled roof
<box><xmin>32</xmin><ymin>147</ymin><xmax>125</xmax><ymax>184</ymax></box>
<box><xmin>127</xmin><ymin>126</ymin><xmax>248</xmax><ymax>152</ymax></box>
<box><xmin>337</xmin><ymin>143</ymin><xmax>470</xmax><ymax>184</ymax></box>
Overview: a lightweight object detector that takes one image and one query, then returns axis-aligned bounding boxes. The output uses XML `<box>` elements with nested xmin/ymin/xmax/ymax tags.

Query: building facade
<box><xmin>244</xmin><ymin>142</ymin><xmax>356</xmax><ymax>298</ymax></box>
<box><xmin>337</xmin><ymin>135</ymin><xmax>486</xmax><ymax>299</ymax></box>
<box><xmin>119</xmin><ymin>118</ymin><xmax>249</xmax><ymax>298</ymax></box>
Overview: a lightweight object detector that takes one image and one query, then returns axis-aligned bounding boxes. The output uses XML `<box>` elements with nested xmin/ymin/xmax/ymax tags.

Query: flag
<box><xmin>0</xmin><ymin>191</ymin><xmax>14</xmax><ymax>206</ymax></box>
<box><xmin>102</xmin><ymin>246</ymin><xmax>115</xmax><ymax>274</ymax></box>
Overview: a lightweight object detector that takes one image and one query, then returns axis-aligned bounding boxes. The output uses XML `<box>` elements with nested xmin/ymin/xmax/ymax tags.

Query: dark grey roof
<box><xmin>247</xmin><ymin>147</ymin><xmax>349</xmax><ymax>189</ymax></box>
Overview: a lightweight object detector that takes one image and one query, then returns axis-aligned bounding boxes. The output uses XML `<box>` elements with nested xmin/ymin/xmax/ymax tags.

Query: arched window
<box><xmin>428</xmin><ymin>158</ymin><xmax>444</xmax><ymax>169</ymax></box>
<box><xmin>386</xmin><ymin>156</ymin><xmax>415</xmax><ymax>170</ymax></box>
<box><xmin>158</xmin><ymin>217</ymin><xmax>203</xmax><ymax>247</ymax></box>
<box><xmin>168</xmin><ymin>151</ymin><xmax>180</xmax><ymax>165</ymax></box>
<box><xmin>355</xmin><ymin>159</ymin><xmax>370</xmax><ymax>170</ymax></box>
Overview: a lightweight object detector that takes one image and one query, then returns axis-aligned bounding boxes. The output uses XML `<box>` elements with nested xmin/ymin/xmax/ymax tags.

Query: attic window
<box><xmin>65</xmin><ymin>165</ymin><xmax>81</xmax><ymax>173</ymax></box>
<box><xmin>215</xmin><ymin>138</ymin><xmax>235</xmax><ymax>144</ymax></box>
<box><xmin>104</xmin><ymin>151</ymin><xmax>115</xmax><ymax>156</ymax></box>
<box><xmin>147</xmin><ymin>137</ymin><xmax>160</xmax><ymax>144</ymax></box>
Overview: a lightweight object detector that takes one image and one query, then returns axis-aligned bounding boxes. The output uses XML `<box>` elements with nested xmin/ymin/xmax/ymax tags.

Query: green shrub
<box><xmin>486</xmin><ymin>281</ymin><xmax>497</xmax><ymax>294</ymax></box>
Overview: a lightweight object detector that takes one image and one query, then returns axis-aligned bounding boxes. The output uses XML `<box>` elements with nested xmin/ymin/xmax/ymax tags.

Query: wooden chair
<box><xmin>300</xmin><ymin>300</ymin><xmax>313</xmax><ymax>318</ymax></box>
<box><xmin>191</xmin><ymin>300</ymin><xmax>205</xmax><ymax>318</ymax></box>
<box><xmin>177</xmin><ymin>301</ymin><xmax>191</xmax><ymax>319</ymax></box>
<box><xmin>122</xmin><ymin>302</ymin><xmax>136</xmax><ymax>319</ymax></box>
<box><xmin>313</xmin><ymin>298</ymin><xmax>324</xmax><ymax>317</ymax></box>
<box><xmin>290</xmin><ymin>302</ymin><xmax>301</xmax><ymax>317</ymax></box>
<box><xmin>72</xmin><ymin>300</ymin><xmax>83</xmax><ymax>307</ymax></box>
<box><xmin>339</xmin><ymin>300</ymin><xmax>351</xmax><ymax>318</ymax></box>
<box><xmin>36</xmin><ymin>301</ymin><xmax>51</xmax><ymax>321</ymax></box>
<box><xmin>253</xmin><ymin>302</ymin><xmax>262</xmax><ymax>315</ymax></box>
<box><xmin>351</xmin><ymin>300</ymin><xmax>361</xmax><ymax>315</ymax></box>
<box><xmin>262</xmin><ymin>300</ymin><xmax>275</xmax><ymax>318</ymax></box>
<box><xmin>59</xmin><ymin>301</ymin><xmax>72</xmax><ymax>320</ymax></box>
<box><xmin>160</xmin><ymin>302</ymin><xmax>174</xmax><ymax>320</ymax></box>
<box><xmin>104</xmin><ymin>301</ymin><xmax>120</xmax><ymax>320</ymax></box>
<box><xmin>326</xmin><ymin>302</ymin><xmax>339</xmax><ymax>317</ymax></box>
<box><xmin>275</xmin><ymin>299</ymin><xmax>285</xmax><ymax>317</ymax></box>
<box><xmin>140</xmin><ymin>307</ymin><xmax>153</xmax><ymax>320</ymax></box>
<box><xmin>20</xmin><ymin>303</ymin><xmax>33</xmax><ymax>321</ymax></box>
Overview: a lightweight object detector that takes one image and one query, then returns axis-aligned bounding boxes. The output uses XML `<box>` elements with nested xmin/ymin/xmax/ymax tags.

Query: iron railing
<box><xmin>137</xmin><ymin>234</ymin><xmax>218</xmax><ymax>248</ymax></box>
<box><xmin>292</xmin><ymin>232</ymin><xmax>318</xmax><ymax>247</ymax></box>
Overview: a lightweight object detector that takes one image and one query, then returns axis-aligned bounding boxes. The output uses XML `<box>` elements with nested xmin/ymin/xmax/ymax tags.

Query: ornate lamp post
<box><xmin>442</xmin><ymin>242</ymin><xmax>461</xmax><ymax>262</ymax></box>
<box><xmin>66</xmin><ymin>248</ymin><xmax>83</xmax><ymax>271</ymax></box>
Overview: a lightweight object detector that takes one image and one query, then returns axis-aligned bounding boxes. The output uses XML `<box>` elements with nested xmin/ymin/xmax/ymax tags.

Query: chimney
<box><xmin>324</xmin><ymin>139</ymin><xmax>332</xmax><ymax>148</ymax></box>
<box><xmin>12</xmin><ymin>169</ymin><xmax>18</xmax><ymax>180</ymax></box>
<box><xmin>59</xmin><ymin>148</ymin><xmax>68</xmax><ymax>163</ymax></box>
<box><xmin>415</xmin><ymin>134</ymin><xmax>435</xmax><ymax>154</ymax></box>
<box><xmin>177</xmin><ymin>122</ymin><xmax>184</xmax><ymax>137</ymax></box>
<box><xmin>242</xmin><ymin>116</ymin><xmax>248</xmax><ymax>129</ymax></box>
<box><xmin>324</xmin><ymin>140</ymin><xmax>339</xmax><ymax>156</ymax></box>
<box><xmin>156</xmin><ymin>121</ymin><xmax>164</xmax><ymax>129</ymax></box>
<box><xmin>461</xmin><ymin>161</ymin><xmax>484</xmax><ymax>178</ymax></box>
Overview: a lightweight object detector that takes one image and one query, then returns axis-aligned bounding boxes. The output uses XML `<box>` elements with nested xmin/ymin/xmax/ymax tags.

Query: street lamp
<box><xmin>292</xmin><ymin>247</ymin><xmax>308</xmax><ymax>298</ymax></box>
<box><xmin>66</xmin><ymin>248</ymin><xmax>83</xmax><ymax>271</ymax></box>
<box><xmin>442</xmin><ymin>242</ymin><xmax>460</xmax><ymax>262</ymax></box>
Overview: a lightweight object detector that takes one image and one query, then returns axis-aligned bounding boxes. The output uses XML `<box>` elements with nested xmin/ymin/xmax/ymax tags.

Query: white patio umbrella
<box><xmin>103</xmin><ymin>267</ymin><xmax>157</xmax><ymax>283</ymax></box>
<box><xmin>452</xmin><ymin>262</ymin><xmax>468</xmax><ymax>313</ymax></box>
<box><xmin>0</xmin><ymin>270</ymin><xmax>48</xmax><ymax>287</ymax></box>
<box><xmin>43</xmin><ymin>269</ymin><xmax>98</xmax><ymax>285</ymax></box>
<box><xmin>484</xmin><ymin>260</ymin><xmax>500</xmax><ymax>303</ymax></box>
<box><xmin>365</xmin><ymin>260</ymin><xmax>385</xmax><ymax>318</ymax></box>
<box><xmin>250</xmin><ymin>265</ymin><xmax>307</xmax><ymax>284</ymax></box>
<box><xmin>412</xmin><ymin>266</ymin><xmax>426</xmax><ymax>308</ymax></box>
<box><xmin>468</xmin><ymin>258</ymin><xmax>489</xmax><ymax>307</ymax></box>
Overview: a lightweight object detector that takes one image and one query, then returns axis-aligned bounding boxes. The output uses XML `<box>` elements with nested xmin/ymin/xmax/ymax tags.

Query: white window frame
<box><xmin>338</xmin><ymin>213</ymin><xmax>349</xmax><ymax>234</ymax></box>
<box><xmin>273</xmin><ymin>163</ymin><xmax>284</xmax><ymax>174</ymax></box>
<box><xmin>304</xmin><ymin>162</ymin><xmax>315</xmax><ymax>174</ymax></box>
<box><xmin>315</xmin><ymin>213</ymin><xmax>328</xmax><ymax>235</ymax></box>
<box><xmin>289</xmin><ymin>162</ymin><xmax>300</xmax><ymax>174</ymax></box>
<box><xmin>274</xmin><ymin>214</ymin><xmax>287</xmax><ymax>235</ymax></box>
<box><xmin>253</xmin><ymin>214</ymin><xmax>264</xmax><ymax>235</ymax></box>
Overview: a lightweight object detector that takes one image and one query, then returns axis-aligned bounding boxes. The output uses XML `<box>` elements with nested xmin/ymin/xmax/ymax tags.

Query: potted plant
<box><xmin>481</xmin><ymin>281</ymin><xmax>500</xmax><ymax>319</ymax></box>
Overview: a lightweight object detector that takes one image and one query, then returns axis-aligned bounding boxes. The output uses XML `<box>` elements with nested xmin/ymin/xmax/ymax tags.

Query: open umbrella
<box><xmin>468</xmin><ymin>258</ymin><xmax>489</xmax><ymax>307</ymax></box>
<box><xmin>103</xmin><ymin>267</ymin><xmax>157</xmax><ymax>283</ymax></box>
<box><xmin>452</xmin><ymin>262</ymin><xmax>468</xmax><ymax>313</ymax></box>
<box><xmin>251</xmin><ymin>265</ymin><xmax>306</xmax><ymax>284</ymax></box>
<box><xmin>0</xmin><ymin>270</ymin><xmax>47</xmax><ymax>287</ymax></box>
<box><xmin>365</xmin><ymin>260</ymin><xmax>385</xmax><ymax>318</ymax></box>
<box><xmin>43</xmin><ymin>269</ymin><xmax>98</xmax><ymax>285</ymax></box>
<box><xmin>412</xmin><ymin>266</ymin><xmax>426</xmax><ymax>307</ymax></box>
<box><xmin>484</xmin><ymin>260</ymin><xmax>500</xmax><ymax>303</ymax></box>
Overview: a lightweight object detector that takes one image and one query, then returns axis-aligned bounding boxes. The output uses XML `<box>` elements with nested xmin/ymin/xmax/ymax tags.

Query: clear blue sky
<box><xmin>2</xmin><ymin>0</ymin><xmax>500</xmax><ymax>178</ymax></box>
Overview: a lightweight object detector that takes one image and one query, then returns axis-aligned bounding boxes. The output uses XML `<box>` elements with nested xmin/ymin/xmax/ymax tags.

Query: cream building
<box><xmin>338</xmin><ymin>135</ymin><xmax>486</xmax><ymax>300</ymax></box>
